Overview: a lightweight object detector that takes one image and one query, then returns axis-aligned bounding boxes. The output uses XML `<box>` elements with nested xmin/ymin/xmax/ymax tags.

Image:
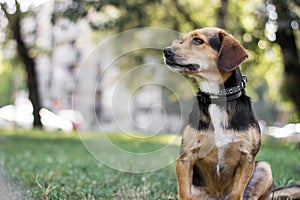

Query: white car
<box><xmin>0</xmin><ymin>98</ymin><xmax>83</xmax><ymax>132</ymax></box>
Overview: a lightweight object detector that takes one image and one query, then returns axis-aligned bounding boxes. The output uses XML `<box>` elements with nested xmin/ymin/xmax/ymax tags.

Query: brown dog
<box><xmin>163</xmin><ymin>28</ymin><xmax>273</xmax><ymax>200</ymax></box>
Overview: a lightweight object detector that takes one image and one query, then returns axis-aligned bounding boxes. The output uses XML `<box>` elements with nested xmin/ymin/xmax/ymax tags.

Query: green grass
<box><xmin>0</xmin><ymin>129</ymin><xmax>299</xmax><ymax>199</ymax></box>
<box><xmin>0</xmin><ymin>129</ymin><xmax>178</xmax><ymax>200</ymax></box>
<box><xmin>256</xmin><ymin>137</ymin><xmax>300</xmax><ymax>187</ymax></box>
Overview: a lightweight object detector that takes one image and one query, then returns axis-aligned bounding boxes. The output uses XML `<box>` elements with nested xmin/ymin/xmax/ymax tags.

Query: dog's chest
<box><xmin>197</xmin><ymin>141</ymin><xmax>242</xmax><ymax>185</ymax></box>
<box><xmin>207</xmin><ymin>104</ymin><xmax>239</xmax><ymax>178</ymax></box>
<box><xmin>208</xmin><ymin>104</ymin><xmax>236</xmax><ymax>147</ymax></box>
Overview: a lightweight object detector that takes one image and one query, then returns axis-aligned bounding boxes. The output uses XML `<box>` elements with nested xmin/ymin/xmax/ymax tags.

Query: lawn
<box><xmin>0</xmin><ymin>129</ymin><xmax>299</xmax><ymax>200</ymax></box>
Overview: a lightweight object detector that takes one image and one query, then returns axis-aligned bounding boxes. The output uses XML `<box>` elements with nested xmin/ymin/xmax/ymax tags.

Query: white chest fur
<box><xmin>208</xmin><ymin>104</ymin><xmax>236</xmax><ymax>148</ymax></box>
<box><xmin>208</xmin><ymin>104</ymin><xmax>237</xmax><ymax>177</ymax></box>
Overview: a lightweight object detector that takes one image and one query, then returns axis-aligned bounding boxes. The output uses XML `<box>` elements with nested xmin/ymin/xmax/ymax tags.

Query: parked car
<box><xmin>0</xmin><ymin>98</ymin><xmax>84</xmax><ymax>132</ymax></box>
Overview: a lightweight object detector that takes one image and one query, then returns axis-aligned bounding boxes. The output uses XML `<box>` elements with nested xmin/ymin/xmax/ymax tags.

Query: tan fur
<box><xmin>178</xmin><ymin>126</ymin><xmax>265</xmax><ymax>200</ymax></box>
<box><xmin>165</xmin><ymin>28</ymin><xmax>273</xmax><ymax>200</ymax></box>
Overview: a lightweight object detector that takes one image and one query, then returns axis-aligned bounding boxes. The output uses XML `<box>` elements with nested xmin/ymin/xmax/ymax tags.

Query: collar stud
<box><xmin>197</xmin><ymin>75</ymin><xmax>247</xmax><ymax>105</ymax></box>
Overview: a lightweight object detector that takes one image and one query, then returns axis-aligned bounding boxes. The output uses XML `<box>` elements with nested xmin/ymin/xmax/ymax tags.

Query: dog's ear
<box><xmin>217</xmin><ymin>31</ymin><xmax>248</xmax><ymax>72</ymax></box>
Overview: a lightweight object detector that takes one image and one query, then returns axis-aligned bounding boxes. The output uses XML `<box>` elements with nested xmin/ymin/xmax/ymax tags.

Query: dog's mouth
<box><xmin>165</xmin><ymin>61</ymin><xmax>200</xmax><ymax>72</ymax></box>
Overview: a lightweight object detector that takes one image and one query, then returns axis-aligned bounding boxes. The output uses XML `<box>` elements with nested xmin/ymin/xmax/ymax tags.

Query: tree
<box><xmin>0</xmin><ymin>1</ymin><xmax>42</xmax><ymax>127</ymax></box>
<box><xmin>54</xmin><ymin>0</ymin><xmax>300</xmax><ymax>123</ymax></box>
<box><xmin>2</xmin><ymin>0</ymin><xmax>297</xmax><ymax>125</ymax></box>
<box><xmin>270</xmin><ymin>0</ymin><xmax>300</xmax><ymax>118</ymax></box>
<box><xmin>216</xmin><ymin>0</ymin><xmax>229</xmax><ymax>28</ymax></box>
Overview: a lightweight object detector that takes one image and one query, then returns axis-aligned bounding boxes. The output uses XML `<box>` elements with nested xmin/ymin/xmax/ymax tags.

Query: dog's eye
<box><xmin>192</xmin><ymin>38</ymin><xmax>204</xmax><ymax>45</ymax></box>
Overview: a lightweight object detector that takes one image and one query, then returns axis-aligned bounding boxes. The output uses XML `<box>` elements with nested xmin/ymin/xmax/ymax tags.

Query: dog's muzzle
<box><xmin>163</xmin><ymin>47</ymin><xmax>200</xmax><ymax>71</ymax></box>
<box><xmin>163</xmin><ymin>47</ymin><xmax>175</xmax><ymax>57</ymax></box>
<box><xmin>163</xmin><ymin>47</ymin><xmax>176</xmax><ymax>63</ymax></box>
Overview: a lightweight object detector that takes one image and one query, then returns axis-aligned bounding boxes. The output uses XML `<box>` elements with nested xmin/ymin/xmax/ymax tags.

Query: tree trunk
<box><xmin>273</xmin><ymin>0</ymin><xmax>300</xmax><ymax>118</ymax></box>
<box><xmin>216</xmin><ymin>0</ymin><xmax>228</xmax><ymax>28</ymax></box>
<box><xmin>15</xmin><ymin>17</ymin><xmax>42</xmax><ymax>127</ymax></box>
<box><xmin>3</xmin><ymin>3</ymin><xmax>43</xmax><ymax>127</ymax></box>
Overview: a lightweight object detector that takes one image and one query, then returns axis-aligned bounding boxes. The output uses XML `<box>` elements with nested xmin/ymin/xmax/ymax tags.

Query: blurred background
<box><xmin>0</xmin><ymin>0</ymin><xmax>299</xmax><ymax>136</ymax></box>
<box><xmin>0</xmin><ymin>1</ymin><xmax>299</xmax><ymax>199</ymax></box>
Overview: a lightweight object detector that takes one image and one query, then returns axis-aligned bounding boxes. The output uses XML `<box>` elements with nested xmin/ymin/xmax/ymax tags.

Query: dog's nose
<box><xmin>163</xmin><ymin>47</ymin><xmax>175</xmax><ymax>57</ymax></box>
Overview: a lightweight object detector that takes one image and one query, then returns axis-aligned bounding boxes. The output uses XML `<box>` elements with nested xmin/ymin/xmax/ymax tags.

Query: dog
<box><xmin>163</xmin><ymin>27</ymin><xmax>273</xmax><ymax>200</ymax></box>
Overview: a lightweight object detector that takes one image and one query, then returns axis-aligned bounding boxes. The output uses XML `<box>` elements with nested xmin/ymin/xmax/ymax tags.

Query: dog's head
<box><xmin>163</xmin><ymin>27</ymin><xmax>248</xmax><ymax>84</ymax></box>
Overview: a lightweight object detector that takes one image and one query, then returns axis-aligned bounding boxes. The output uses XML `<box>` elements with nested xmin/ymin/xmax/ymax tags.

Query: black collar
<box><xmin>197</xmin><ymin>75</ymin><xmax>247</xmax><ymax>105</ymax></box>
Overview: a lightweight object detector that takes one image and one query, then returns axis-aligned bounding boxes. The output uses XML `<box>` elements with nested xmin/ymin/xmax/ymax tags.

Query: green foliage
<box><xmin>0</xmin><ymin>129</ymin><xmax>299</xmax><ymax>199</ymax></box>
<box><xmin>52</xmin><ymin>0</ymin><xmax>299</xmax><ymax>124</ymax></box>
<box><xmin>0</xmin><ymin>60</ymin><xmax>13</xmax><ymax>106</ymax></box>
<box><xmin>1</xmin><ymin>0</ymin><xmax>299</xmax><ymax>125</ymax></box>
<box><xmin>0</xmin><ymin>55</ymin><xmax>27</xmax><ymax>106</ymax></box>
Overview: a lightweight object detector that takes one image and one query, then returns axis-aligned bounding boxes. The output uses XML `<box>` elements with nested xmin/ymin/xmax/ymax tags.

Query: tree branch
<box><xmin>173</xmin><ymin>0</ymin><xmax>200</xmax><ymax>29</ymax></box>
<box><xmin>0</xmin><ymin>2</ymin><xmax>9</xmax><ymax>19</ymax></box>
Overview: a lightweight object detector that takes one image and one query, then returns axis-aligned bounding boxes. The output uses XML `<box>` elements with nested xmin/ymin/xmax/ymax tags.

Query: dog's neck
<box><xmin>223</xmin><ymin>69</ymin><xmax>243</xmax><ymax>90</ymax></box>
<box><xmin>197</xmin><ymin>68</ymin><xmax>246</xmax><ymax>104</ymax></box>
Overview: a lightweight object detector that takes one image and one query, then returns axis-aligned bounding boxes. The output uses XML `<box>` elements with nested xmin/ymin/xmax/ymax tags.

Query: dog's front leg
<box><xmin>176</xmin><ymin>149</ymin><xmax>199</xmax><ymax>200</ymax></box>
<box><xmin>230</xmin><ymin>153</ymin><xmax>255</xmax><ymax>200</ymax></box>
<box><xmin>176</xmin><ymin>156</ymin><xmax>192</xmax><ymax>200</ymax></box>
